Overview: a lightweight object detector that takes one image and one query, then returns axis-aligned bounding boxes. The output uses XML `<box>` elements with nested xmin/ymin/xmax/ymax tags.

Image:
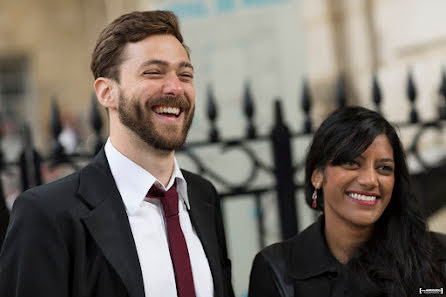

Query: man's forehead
<box><xmin>121</xmin><ymin>36</ymin><xmax>191</xmax><ymax>66</ymax></box>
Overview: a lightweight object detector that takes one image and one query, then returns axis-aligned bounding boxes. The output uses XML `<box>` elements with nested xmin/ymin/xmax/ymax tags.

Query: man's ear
<box><xmin>94</xmin><ymin>77</ymin><xmax>119</xmax><ymax>110</ymax></box>
<box><xmin>311</xmin><ymin>168</ymin><xmax>323</xmax><ymax>189</ymax></box>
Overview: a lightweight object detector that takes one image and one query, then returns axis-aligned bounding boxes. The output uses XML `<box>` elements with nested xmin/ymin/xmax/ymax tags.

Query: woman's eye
<box><xmin>378</xmin><ymin>165</ymin><xmax>394</xmax><ymax>173</ymax></box>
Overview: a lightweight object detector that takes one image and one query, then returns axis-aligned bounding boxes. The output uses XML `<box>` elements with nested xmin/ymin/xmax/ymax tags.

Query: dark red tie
<box><xmin>147</xmin><ymin>183</ymin><xmax>197</xmax><ymax>297</ymax></box>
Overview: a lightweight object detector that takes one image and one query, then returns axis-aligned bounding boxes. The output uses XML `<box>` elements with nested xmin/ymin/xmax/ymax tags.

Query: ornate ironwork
<box><xmin>1</xmin><ymin>70</ymin><xmax>446</xmax><ymax>251</ymax></box>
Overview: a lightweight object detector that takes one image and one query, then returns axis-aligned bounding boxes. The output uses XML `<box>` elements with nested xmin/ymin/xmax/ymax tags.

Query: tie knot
<box><xmin>147</xmin><ymin>183</ymin><xmax>179</xmax><ymax>217</ymax></box>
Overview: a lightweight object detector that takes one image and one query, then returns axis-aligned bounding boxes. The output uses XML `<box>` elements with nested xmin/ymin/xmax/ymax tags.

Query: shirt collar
<box><xmin>104</xmin><ymin>138</ymin><xmax>190</xmax><ymax>216</ymax></box>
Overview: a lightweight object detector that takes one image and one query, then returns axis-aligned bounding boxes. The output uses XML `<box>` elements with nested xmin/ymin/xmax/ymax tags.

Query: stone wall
<box><xmin>304</xmin><ymin>0</ymin><xmax>446</xmax><ymax>122</ymax></box>
<box><xmin>0</xmin><ymin>0</ymin><xmax>141</xmax><ymax>150</ymax></box>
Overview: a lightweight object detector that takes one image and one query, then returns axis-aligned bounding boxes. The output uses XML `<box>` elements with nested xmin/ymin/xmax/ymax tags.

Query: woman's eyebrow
<box><xmin>377</xmin><ymin>158</ymin><xmax>394</xmax><ymax>163</ymax></box>
<box><xmin>357</xmin><ymin>155</ymin><xmax>394</xmax><ymax>163</ymax></box>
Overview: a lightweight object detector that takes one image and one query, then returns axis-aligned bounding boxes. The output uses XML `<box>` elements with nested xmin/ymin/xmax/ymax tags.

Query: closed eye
<box><xmin>143</xmin><ymin>70</ymin><xmax>162</xmax><ymax>75</ymax></box>
<box><xmin>179</xmin><ymin>72</ymin><xmax>194</xmax><ymax>81</ymax></box>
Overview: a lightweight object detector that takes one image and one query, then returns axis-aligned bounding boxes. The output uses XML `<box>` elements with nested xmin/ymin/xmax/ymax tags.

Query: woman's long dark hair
<box><xmin>304</xmin><ymin>106</ymin><xmax>445</xmax><ymax>296</ymax></box>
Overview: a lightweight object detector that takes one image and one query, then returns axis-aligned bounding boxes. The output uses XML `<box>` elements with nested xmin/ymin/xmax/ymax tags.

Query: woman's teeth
<box><xmin>348</xmin><ymin>193</ymin><xmax>376</xmax><ymax>202</ymax></box>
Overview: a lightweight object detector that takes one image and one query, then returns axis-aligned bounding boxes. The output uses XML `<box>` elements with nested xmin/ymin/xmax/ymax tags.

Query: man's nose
<box><xmin>162</xmin><ymin>72</ymin><xmax>184</xmax><ymax>97</ymax></box>
<box><xmin>357</xmin><ymin>166</ymin><xmax>378</xmax><ymax>189</ymax></box>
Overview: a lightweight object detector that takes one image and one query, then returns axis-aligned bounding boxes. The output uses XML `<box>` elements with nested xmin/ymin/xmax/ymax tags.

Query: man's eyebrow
<box><xmin>139</xmin><ymin>60</ymin><xmax>194</xmax><ymax>71</ymax></box>
<box><xmin>139</xmin><ymin>59</ymin><xmax>168</xmax><ymax>70</ymax></box>
<box><xmin>179</xmin><ymin>61</ymin><xmax>194</xmax><ymax>70</ymax></box>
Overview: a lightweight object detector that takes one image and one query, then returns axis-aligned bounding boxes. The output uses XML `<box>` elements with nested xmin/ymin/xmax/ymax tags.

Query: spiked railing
<box><xmin>1</xmin><ymin>69</ymin><xmax>446</xmax><ymax>250</ymax></box>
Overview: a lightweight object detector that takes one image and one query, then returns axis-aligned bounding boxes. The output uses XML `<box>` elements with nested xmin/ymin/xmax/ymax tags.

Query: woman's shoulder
<box><xmin>430</xmin><ymin>231</ymin><xmax>446</xmax><ymax>260</ymax></box>
<box><xmin>251</xmin><ymin>237</ymin><xmax>298</xmax><ymax>297</ymax></box>
<box><xmin>258</xmin><ymin>238</ymin><xmax>293</xmax><ymax>259</ymax></box>
<box><xmin>256</xmin><ymin>219</ymin><xmax>322</xmax><ymax>264</ymax></box>
<box><xmin>249</xmin><ymin>219</ymin><xmax>328</xmax><ymax>297</ymax></box>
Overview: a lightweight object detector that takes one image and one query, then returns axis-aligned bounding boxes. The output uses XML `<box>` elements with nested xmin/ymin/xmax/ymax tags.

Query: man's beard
<box><xmin>118</xmin><ymin>92</ymin><xmax>194</xmax><ymax>151</ymax></box>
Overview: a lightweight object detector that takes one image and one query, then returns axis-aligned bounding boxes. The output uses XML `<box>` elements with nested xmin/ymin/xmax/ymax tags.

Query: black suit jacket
<box><xmin>0</xmin><ymin>193</ymin><xmax>8</xmax><ymax>250</ymax></box>
<box><xmin>0</xmin><ymin>149</ymin><xmax>234</xmax><ymax>297</ymax></box>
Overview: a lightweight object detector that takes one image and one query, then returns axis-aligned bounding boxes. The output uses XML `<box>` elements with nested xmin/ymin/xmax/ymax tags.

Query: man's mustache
<box><xmin>148</xmin><ymin>96</ymin><xmax>191</xmax><ymax>110</ymax></box>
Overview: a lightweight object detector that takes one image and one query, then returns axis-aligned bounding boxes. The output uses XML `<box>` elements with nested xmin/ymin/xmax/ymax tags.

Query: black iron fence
<box><xmin>1</xmin><ymin>70</ymin><xmax>446</xmax><ymax>250</ymax></box>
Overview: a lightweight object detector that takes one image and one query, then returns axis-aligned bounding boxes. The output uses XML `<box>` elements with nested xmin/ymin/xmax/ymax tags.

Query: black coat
<box><xmin>0</xmin><ymin>195</ymin><xmax>8</xmax><ymax>250</ymax></box>
<box><xmin>0</xmin><ymin>149</ymin><xmax>234</xmax><ymax>297</ymax></box>
<box><xmin>248</xmin><ymin>216</ymin><xmax>446</xmax><ymax>297</ymax></box>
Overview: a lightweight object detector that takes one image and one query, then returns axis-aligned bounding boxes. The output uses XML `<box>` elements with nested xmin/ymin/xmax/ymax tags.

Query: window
<box><xmin>0</xmin><ymin>56</ymin><xmax>29</xmax><ymax>134</ymax></box>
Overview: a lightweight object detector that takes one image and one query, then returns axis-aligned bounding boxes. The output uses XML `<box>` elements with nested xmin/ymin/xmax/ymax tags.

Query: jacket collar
<box><xmin>77</xmin><ymin>149</ymin><xmax>145</xmax><ymax>297</ymax></box>
<box><xmin>288</xmin><ymin>215</ymin><xmax>340</xmax><ymax>280</ymax></box>
<box><xmin>77</xmin><ymin>150</ymin><xmax>226</xmax><ymax>297</ymax></box>
<box><xmin>288</xmin><ymin>215</ymin><xmax>383</xmax><ymax>296</ymax></box>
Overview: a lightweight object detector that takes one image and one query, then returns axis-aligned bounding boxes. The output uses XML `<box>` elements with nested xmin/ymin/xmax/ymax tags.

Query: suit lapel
<box><xmin>78</xmin><ymin>150</ymin><xmax>145</xmax><ymax>297</ymax></box>
<box><xmin>187</xmin><ymin>182</ymin><xmax>224</xmax><ymax>297</ymax></box>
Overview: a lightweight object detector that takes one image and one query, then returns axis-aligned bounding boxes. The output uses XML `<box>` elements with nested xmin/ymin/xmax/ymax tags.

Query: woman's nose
<box><xmin>357</xmin><ymin>166</ymin><xmax>378</xmax><ymax>189</ymax></box>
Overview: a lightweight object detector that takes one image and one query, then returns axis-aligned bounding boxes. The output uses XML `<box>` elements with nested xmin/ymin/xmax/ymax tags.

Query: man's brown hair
<box><xmin>91</xmin><ymin>10</ymin><xmax>188</xmax><ymax>82</ymax></box>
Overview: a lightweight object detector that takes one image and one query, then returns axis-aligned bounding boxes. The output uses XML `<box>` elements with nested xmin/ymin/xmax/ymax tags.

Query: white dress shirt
<box><xmin>105</xmin><ymin>139</ymin><xmax>214</xmax><ymax>297</ymax></box>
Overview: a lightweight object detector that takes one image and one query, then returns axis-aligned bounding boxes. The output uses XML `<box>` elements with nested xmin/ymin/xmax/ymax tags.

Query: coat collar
<box><xmin>288</xmin><ymin>215</ymin><xmax>383</xmax><ymax>296</ymax></box>
<box><xmin>76</xmin><ymin>150</ymin><xmax>225</xmax><ymax>297</ymax></box>
<box><xmin>77</xmin><ymin>149</ymin><xmax>145</xmax><ymax>297</ymax></box>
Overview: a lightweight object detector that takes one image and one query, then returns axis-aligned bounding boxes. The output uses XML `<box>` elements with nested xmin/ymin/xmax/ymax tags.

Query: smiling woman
<box><xmin>312</xmin><ymin>133</ymin><xmax>395</xmax><ymax>235</ymax></box>
<box><xmin>248</xmin><ymin>106</ymin><xmax>446</xmax><ymax>297</ymax></box>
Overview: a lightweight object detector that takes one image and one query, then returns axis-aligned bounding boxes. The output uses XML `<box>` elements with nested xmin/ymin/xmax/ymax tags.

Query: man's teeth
<box><xmin>154</xmin><ymin>106</ymin><xmax>180</xmax><ymax>116</ymax></box>
<box><xmin>348</xmin><ymin>193</ymin><xmax>376</xmax><ymax>202</ymax></box>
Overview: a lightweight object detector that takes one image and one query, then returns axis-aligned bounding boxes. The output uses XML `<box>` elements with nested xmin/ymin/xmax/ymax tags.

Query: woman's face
<box><xmin>312</xmin><ymin>134</ymin><xmax>395</xmax><ymax>228</ymax></box>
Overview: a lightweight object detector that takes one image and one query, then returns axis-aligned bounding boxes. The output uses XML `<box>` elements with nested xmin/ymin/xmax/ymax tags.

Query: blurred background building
<box><xmin>1</xmin><ymin>0</ymin><xmax>446</xmax><ymax>296</ymax></box>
